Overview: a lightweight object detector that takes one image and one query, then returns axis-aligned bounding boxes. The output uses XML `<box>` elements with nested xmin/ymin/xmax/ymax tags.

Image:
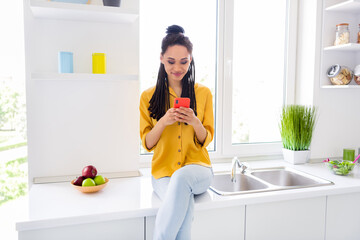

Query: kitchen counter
<box><xmin>16</xmin><ymin>160</ymin><xmax>360</xmax><ymax>232</ymax></box>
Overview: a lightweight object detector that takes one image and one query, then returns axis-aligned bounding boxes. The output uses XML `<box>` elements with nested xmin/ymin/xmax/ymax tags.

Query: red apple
<box><xmin>73</xmin><ymin>176</ymin><xmax>85</xmax><ymax>186</ymax></box>
<box><xmin>82</xmin><ymin>165</ymin><xmax>97</xmax><ymax>178</ymax></box>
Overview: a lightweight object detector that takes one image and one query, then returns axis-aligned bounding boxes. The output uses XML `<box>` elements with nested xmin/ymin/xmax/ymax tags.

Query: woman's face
<box><xmin>161</xmin><ymin>45</ymin><xmax>192</xmax><ymax>83</ymax></box>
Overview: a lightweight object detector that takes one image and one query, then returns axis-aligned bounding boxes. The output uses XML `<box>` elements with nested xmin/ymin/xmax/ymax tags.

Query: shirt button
<box><xmin>178</xmin><ymin>162</ymin><xmax>181</xmax><ymax>165</ymax></box>
<box><xmin>178</xmin><ymin>136</ymin><xmax>181</xmax><ymax>139</ymax></box>
<box><xmin>178</xmin><ymin>122</ymin><xmax>180</xmax><ymax>125</ymax></box>
<box><xmin>178</xmin><ymin>149</ymin><xmax>181</xmax><ymax>152</ymax></box>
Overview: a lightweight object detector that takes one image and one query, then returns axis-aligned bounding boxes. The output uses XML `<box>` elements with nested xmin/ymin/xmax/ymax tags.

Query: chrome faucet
<box><xmin>231</xmin><ymin>157</ymin><xmax>248</xmax><ymax>182</ymax></box>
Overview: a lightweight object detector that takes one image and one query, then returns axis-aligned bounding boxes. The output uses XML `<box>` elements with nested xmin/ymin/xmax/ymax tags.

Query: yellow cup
<box><xmin>92</xmin><ymin>53</ymin><xmax>106</xmax><ymax>74</ymax></box>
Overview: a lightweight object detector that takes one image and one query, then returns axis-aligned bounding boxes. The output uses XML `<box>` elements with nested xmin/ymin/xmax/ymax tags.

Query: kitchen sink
<box><xmin>250</xmin><ymin>168</ymin><xmax>328</xmax><ymax>187</ymax></box>
<box><xmin>210</xmin><ymin>173</ymin><xmax>269</xmax><ymax>195</ymax></box>
<box><xmin>210</xmin><ymin>167</ymin><xmax>333</xmax><ymax>196</ymax></box>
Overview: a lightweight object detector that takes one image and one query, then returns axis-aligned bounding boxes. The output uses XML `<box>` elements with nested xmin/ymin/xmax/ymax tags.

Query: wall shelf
<box><xmin>31</xmin><ymin>72</ymin><xmax>138</xmax><ymax>81</ymax></box>
<box><xmin>320</xmin><ymin>0</ymin><xmax>360</xmax><ymax>88</ymax></box>
<box><xmin>30</xmin><ymin>0</ymin><xmax>138</xmax><ymax>23</ymax></box>
<box><xmin>325</xmin><ymin>0</ymin><xmax>360</xmax><ymax>13</ymax></box>
<box><xmin>24</xmin><ymin>0</ymin><xmax>140</xmax><ymax>186</ymax></box>
<box><xmin>321</xmin><ymin>84</ymin><xmax>360</xmax><ymax>89</ymax></box>
<box><xmin>324</xmin><ymin>43</ymin><xmax>360</xmax><ymax>52</ymax></box>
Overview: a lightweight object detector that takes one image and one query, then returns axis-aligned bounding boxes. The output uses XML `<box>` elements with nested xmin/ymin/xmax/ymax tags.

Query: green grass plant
<box><xmin>279</xmin><ymin>105</ymin><xmax>317</xmax><ymax>151</ymax></box>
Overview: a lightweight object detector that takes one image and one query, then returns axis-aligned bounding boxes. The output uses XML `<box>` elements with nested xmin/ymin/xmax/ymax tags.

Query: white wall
<box><xmin>296</xmin><ymin>0</ymin><xmax>360</xmax><ymax>160</ymax></box>
<box><xmin>23</xmin><ymin>0</ymin><xmax>140</xmax><ymax>184</ymax></box>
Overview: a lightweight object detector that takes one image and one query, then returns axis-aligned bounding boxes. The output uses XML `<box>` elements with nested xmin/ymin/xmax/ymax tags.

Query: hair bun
<box><xmin>166</xmin><ymin>25</ymin><xmax>185</xmax><ymax>35</ymax></box>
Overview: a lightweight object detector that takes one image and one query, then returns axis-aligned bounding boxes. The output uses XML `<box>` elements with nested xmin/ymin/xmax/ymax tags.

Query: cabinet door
<box><xmin>326</xmin><ymin>193</ymin><xmax>360</xmax><ymax>240</ymax></box>
<box><xmin>18</xmin><ymin>217</ymin><xmax>144</xmax><ymax>240</ymax></box>
<box><xmin>146</xmin><ymin>205</ymin><xmax>245</xmax><ymax>240</ymax></box>
<box><xmin>245</xmin><ymin>197</ymin><xmax>326</xmax><ymax>240</ymax></box>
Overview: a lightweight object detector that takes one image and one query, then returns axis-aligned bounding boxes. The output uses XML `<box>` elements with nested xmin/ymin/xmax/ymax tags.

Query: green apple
<box><xmin>82</xmin><ymin>178</ymin><xmax>96</xmax><ymax>187</ymax></box>
<box><xmin>94</xmin><ymin>175</ymin><xmax>106</xmax><ymax>185</ymax></box>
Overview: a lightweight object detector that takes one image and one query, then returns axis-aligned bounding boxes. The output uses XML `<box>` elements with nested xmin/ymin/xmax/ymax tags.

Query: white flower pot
<box><xmin>282</xmin><ymin>148</ymin><xmax>310</xmax><ymax>164</ymax></box>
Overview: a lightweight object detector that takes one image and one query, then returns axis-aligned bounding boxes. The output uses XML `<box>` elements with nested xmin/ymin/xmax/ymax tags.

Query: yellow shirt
<box><xmin>139</xmin><ymin>83</ymin><xmax>214</xmax><ymax>179</ymax></box>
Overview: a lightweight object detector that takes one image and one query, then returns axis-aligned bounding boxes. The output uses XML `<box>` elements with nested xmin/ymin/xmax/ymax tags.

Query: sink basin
<box><xmin>210</xmin><ymin>173</ymin><xmax>268</xmax><ymax>195</ymax></box>
<box><xmin>251</xmin><ymin>168</ymin><xmax>323</xmax><ymax>187</ymax></box>
<box><xmin>210</xmin><ymin>167</ymin><xmax>333</xmax><ymax>196</ymax></box>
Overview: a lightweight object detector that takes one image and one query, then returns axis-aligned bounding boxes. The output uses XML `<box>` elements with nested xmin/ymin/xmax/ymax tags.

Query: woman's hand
<box><xmin>160</xmin><ymin>108</ymin><xmax>178</xmax><ymax>126</ymax></box>
<box><xmin>145</xmin><ymin>108</ymin><xmax>178</xmax><ymax>150</ymax></box>
<box><xmin>175</xmin><ymin>107</ymin><xmax>207</xmax><ymax>144</ymax></box>
<box><xmin>174</xmin><ymin>107</ymin><xmax>200</xmax><ymax>126</ymax></box>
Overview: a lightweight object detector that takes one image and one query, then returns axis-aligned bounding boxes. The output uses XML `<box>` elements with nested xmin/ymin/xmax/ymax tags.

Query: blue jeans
<box><xmin>151</xmin><ymin>164</ymin><xmax>213</xmax><ymax>240</ymax></box>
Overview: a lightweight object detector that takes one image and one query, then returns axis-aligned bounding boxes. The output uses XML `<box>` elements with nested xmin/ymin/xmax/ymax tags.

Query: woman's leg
<box><xmin>152</xmin><ymin>176</ymin><xmax>170</xmax><ymax>200</ymax></box>
<box><xmin>175</xmin><ymin>193</ymin><xmax>194</xmax><ymax>240</ymax></box>
<box><xmin>152</xmin><ymin>164</ymin><xmax>213</xmax><ymax>240</ymax></box>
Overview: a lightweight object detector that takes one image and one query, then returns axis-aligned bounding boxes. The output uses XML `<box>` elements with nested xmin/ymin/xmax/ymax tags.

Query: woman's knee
<box><xmin>171</xmin><ymin>170</ymin><xmax>191</xmax><ymax>188</ymax></box>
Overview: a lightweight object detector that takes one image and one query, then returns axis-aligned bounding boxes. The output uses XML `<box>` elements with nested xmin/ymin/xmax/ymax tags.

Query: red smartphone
<box><xmin>174</xmin><ymin>97</ymin><xmax>190</xmax><ymax>108</ymax></box>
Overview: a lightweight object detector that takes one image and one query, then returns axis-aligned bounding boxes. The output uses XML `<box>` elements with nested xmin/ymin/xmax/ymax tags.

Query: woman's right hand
<box><xmin>145</xmin><ymin>108</ymin><xmax>177</xmax><ymax>149</ymax></box>
<box><xmin>160</xmin><ymin>108</ymin><xmax>178</xmax><ymax>126</ymax></box>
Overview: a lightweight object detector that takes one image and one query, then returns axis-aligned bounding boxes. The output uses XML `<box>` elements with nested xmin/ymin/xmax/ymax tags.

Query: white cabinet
<box><xmin>146</xmin><ymin>206</ymin><xmax>246</xmax><ymax>240</ymax></box>
<box><xmin>18</xmin><ymin>218</ymin><xmax>144</xmax><ymax>240</ymax></box>
<box><xmin>23</xmin><ymin>0</ymin><xmax>140</xmax><ymax>183</ymax></box>
<box><xmin>245</xmin><ymin>197</ymin><xmax>327</xmax><ymax>240</ymax></box>
<box><xmin>326</xmin><ymin>192</ymin><xmax>360</xmax><ymax>240</ymax></box>
<box><xmin>18</xmin><ymin>217</ymin><xmax>144</xmax><ymax>240</ymax></box>
<box><xmin>320</xmin><ymin>0</ymin><xmax>360</xmax><ymax>88</ymax></box>
<box><xmin>192</xmin><ymin>206</ymin><xmax>245</xmax><ymax>240</ymax></box>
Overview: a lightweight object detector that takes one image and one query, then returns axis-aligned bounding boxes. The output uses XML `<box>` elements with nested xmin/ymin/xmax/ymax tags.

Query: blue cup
<box><xmin>58</xmin><ymin>51</ymin><xmax>73</xmax><ymax>73</ymax></box>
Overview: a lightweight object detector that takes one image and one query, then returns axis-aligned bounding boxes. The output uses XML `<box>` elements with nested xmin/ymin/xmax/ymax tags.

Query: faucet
<box><xmin>231</xmin><ymin>157</ymin><xmax>248</xmax><ymax>182</ymax></box>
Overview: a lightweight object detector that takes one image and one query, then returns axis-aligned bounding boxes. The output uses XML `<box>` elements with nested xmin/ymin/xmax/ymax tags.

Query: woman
<box><xmin>139</xmin><ymin>25</ymin><xmax>214</xmax><ymax>240</ymax></box>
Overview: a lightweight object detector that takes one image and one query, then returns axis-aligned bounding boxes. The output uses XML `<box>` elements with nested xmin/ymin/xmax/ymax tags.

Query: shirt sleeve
<box><xmin>195</xmin><ymin>88</ymin><xmax>214</xmax><ymax>148</ymax></box>
<box><xmin>139</xmin><ymin>91</ymin><xmax>156</xmax><ymax>152</ymax></box>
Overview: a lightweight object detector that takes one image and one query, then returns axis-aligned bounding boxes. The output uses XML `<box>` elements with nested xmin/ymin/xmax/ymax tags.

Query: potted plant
<box><xmin>279</xmin><ymin>105</ymin><xmax>317</xmax><ymax>164</ymax></box>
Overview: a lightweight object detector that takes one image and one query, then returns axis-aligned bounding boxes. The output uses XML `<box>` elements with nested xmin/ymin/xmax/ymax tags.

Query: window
<box><xmin>139</xmin><ymin>0</ymin><xmax>218</xmax><ymax>156</ymax></box>
<box><xmin>221</xmin><ymin>0</ymin><xmax>296</xmax><ymax>157</ymax></box>
<box><xmin>139</xmin><ymin>0</ymin><xmax>297</xmax><ymax>160</ymax></box>
<box><xmin>232</xmin><ymin>0</ymin><xmax>287</xmax><ymax>145</ymax></box>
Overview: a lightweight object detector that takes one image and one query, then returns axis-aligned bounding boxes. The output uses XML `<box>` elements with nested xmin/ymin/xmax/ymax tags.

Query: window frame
<box><xmin>139</xmin><ymin>0</ymin><xmax>298</xmax><ymax>164</ymax></box>
<box><xmin>216</xmin><ymin>0</ymin><xmax>298</xmax><ymax>159</ymax></box>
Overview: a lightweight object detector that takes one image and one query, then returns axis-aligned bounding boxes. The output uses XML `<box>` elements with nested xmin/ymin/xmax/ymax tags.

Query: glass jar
<box><xmin>327</xmin><ymin>64</ymin><xmax>353</xmax><ymax>85</ymax></box>
<box><xmin>334</xmin><ymin>23</ymin><xmax>350</xmax><ymax>46</ymax></box>
<box><xmin>354</xmin><ymin>65</ymin><xmax>360</xmax><ymax>85</ymax></box>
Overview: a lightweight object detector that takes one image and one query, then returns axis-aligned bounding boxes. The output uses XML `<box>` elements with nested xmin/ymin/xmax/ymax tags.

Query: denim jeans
<box><xmin>151</xmin><ymin>164</ymin><xmax>213</xmax><ymax>240</ymax></box>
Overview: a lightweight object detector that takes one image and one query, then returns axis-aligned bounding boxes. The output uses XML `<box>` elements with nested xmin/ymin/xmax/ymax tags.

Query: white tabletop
<box><xmin>16</xmin><ymin>160</ymin><xmax>360</xmax><ymax>231</ymax></box>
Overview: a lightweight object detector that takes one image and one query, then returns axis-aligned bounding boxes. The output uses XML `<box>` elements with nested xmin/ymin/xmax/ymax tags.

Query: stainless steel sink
<box><xmin>250</xmin><ymin>167</ymin><xmax>329</xmax><ymax>187</ymax></box>
<box><xmin>210</xmin><ymin>173</ymin><xmax>269</xmax><ymax>195</ymax></box>
<box><xmin>210</xmin><ymin>167</ymin><xmax>333</xmax><ymax>196</ymax></box>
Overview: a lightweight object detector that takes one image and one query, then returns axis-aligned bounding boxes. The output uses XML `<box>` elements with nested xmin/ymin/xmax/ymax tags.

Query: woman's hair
<box><xmin>148</xmin><ymin>25</ymin><xmax>197</xmax><ymax>121</ymax></box>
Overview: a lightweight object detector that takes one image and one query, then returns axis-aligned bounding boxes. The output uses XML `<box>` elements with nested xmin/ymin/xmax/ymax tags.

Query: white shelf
<box><xmin>31</xmin><ymin>72</ymin><xmax>138</xmax><ymax>81</ymax></box>
<box><xmin>321</xmin><ymin>84</ymin><xmax>360</xmax><ymax>89</ymax></box>
<box><xmin>30</xmin><ymin>0</ymin><xmax>138</xmax><ymax>23</ymax></box>
<box><xmin>325</xmin><ymin>0</ymin><xmax>360</xmax><ymax>13</ymax></box>
<box><xmin>324</xmin><ymin>43</ymin><xmax>360</xmax><ymax>52</ymax></box>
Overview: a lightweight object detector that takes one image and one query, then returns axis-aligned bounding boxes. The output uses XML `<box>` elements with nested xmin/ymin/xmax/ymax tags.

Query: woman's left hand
<box><xmin>174</xmin><ymin>107</ymin><xmax>200</xmax><ymax>126</ymax></box>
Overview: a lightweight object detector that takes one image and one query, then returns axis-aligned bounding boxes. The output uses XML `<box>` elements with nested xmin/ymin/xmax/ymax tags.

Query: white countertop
<box><xmin>16</xmin><ymin>160</ymin><xmax>360</xmax><ymax>231</ymax></box>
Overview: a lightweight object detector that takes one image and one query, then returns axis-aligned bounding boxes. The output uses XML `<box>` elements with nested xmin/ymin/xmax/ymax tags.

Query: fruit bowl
<box><xmin>324</xmin><ymin>159</ymin><xmax>355</xmax><ymax>176</ymax></box>
<box><xmin>71</xmin><ymin>177</ymin><xmax>109</xmax><ymax>193</ymax></box>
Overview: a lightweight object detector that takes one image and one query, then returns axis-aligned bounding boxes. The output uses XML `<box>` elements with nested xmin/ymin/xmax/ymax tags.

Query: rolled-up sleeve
<box><xmin>139</xmin><ymin>91</ymin><xmax>156</xmax><ymax>152</ymax></box>
<box><xmin>195</xmin><ymin>88</ymin><xmax>214</xmax><ymax>148</ymax></box>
